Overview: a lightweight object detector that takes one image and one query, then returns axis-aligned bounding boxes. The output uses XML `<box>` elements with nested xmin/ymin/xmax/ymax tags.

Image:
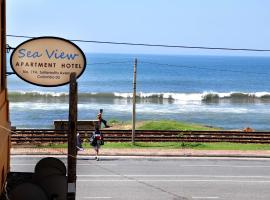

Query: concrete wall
<box><xmin>54</xmin><ymin>120</ymin><xmax>99</xmax><ymax>130</ymax></box>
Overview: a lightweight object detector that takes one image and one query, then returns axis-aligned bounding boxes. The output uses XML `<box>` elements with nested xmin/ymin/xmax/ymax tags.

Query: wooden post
<box><xmin>67</xmin><ymin>72</ymin><xmax>77</xmax><ymax>200</ymax></box>
<box><xmin>132</xmin><ymin>59</ymin><xmax>137</xmax><ymax>144</ymax></box>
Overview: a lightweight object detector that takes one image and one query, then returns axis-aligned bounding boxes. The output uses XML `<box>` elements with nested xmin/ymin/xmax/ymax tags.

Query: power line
<box><xmin>5</xmin><ymin>33</ymin><xmax>270</xmax><ymax>76</ymax></box>
<box><xmin>7</xmin><ymin>34</ymin><xmax>33</xmax><ymax>39</ymax></box>
<box><xmin>87</xmin><ymin>61</ymin><xmax>132</xmax><ymax>66</ymax></box>
<box><xmin>86</xmin><ymin>60</ymin><xmax>270</xmax><ymax>77</ymax></box>
<box><xmin>5</xmin><ymin>59</ymin><xmax>269</xmax><ymax>77</ymax></box>
<box><xmin>139</xmin><ymin>61</ymin><xmax>270</xmax><ymax>76</ymax></box>
<box><xmin>6</xmin><ymin>34</ymin><xmax>270</xmax><ymax>52</ymax></box>
<box><xmin>5</xmin><ymin>61</ymin><xmax>132</xmax><ymax>75</ymax></box>
<box><xmin>87</xmin><ymin>59</ymin><xmax>270</xmax><ymax>77</ymax></box>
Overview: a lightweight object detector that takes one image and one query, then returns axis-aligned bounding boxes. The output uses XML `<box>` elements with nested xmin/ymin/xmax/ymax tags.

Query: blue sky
<box><xmin>6</xmin><ymin>0</ymin><xmax>270</xmax><ymax>56</ymax></box>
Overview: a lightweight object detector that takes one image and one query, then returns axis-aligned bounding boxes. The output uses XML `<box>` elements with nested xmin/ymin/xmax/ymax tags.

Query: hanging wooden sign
<box><xmin>10</xmin><ymin>36</ymin><xmax>86</xmax><ymax>87</ymax></box>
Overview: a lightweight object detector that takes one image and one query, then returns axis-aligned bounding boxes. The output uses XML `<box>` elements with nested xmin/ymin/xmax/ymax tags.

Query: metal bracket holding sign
<box><xmin>10</xmin><ymin>36</ymin><xmax>86</xmax><ymax>200</ymax></box>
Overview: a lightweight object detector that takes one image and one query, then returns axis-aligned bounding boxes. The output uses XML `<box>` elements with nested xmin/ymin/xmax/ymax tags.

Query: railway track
<box><xmin>11</xmin><ymin>129</ymin><xmax>270</xmax><ymax>144</ymax></box>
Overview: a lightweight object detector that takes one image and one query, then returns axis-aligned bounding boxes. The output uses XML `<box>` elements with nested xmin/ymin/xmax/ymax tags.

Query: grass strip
<box><xmin>137</xmin><ymin>120</ymin><xmax>220</xmax><ymax>131</ymax></box>
<box><xmin>39</xmin><ymin>142</ymin><xmax>270</xmax><ymax>150</ymax></box>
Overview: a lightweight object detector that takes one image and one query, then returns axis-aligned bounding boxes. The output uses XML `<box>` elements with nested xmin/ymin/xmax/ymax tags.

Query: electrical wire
<box><xmin>139</xmin><ymin>61</ymin><xmax>270</xmax><ymax>76</ymax></box>
<box><xmin>5</xmin><ymin>61</ymin><xmax>132</xmax><ymax>75</ymax></box>
<box><xmin>87</xmin><ymin>61</ymin><xmax>132</xmax><ymax>66</ymax></box>
<box><xmin>6</xmin><ymin>33</ymin><xmax>270</xmax><ymax>76</ymax></box>
<box><xmin>7</xmin><ymin>34</ymin><xmax>270</xmax><ymax>52</ymax></box>
<box><xmin>6</xmin><ymin>59</ymin><xmax>270</xmax><ymax>77</ymax></box>
<box><xmin>87</xmin><ymin>60</ymin><xmax>270</xmax><ymax>77</ymax></box>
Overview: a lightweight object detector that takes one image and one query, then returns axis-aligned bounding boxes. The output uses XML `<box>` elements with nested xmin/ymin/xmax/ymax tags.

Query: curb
<box><xmin>10</xmin><ymin>154</ymin><xmax>270</xmax><ymax>159</ymax></box>
<box><xmin>10</xmin><ymin>148</ymin><xmax>270</xmax><ymax>158</ymax></box>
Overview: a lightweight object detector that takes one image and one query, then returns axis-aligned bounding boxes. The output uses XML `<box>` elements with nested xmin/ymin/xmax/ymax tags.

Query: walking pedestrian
<box><xmin>97</xmin><ymin>109</ymin><xmax>110</xmax><ymax>128</ymax></box>
<box><xmin>90</xmin><ymin>126</ymin><xmax>104</xmax><ymax>161</ymax></box>
<box><xmin>76</xmin><ymin>133</ymin><xmax>84</xmax><ymax>151</ymax></box>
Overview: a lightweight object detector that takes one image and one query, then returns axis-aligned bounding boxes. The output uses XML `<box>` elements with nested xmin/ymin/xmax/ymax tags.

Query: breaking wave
<box><xmin>8</xmin><ymin>91</ymin><xmax>270</xmax><ymax>103</ymax></box>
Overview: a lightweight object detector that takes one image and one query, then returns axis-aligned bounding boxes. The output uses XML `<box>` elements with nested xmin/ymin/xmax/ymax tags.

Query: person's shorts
<box><xmin>93</xmin><ymin>140</ymin><xmax>102</xmax><ymax>150</ymax></box>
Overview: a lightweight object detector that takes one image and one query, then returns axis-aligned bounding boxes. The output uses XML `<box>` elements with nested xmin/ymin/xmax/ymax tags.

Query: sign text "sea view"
<box><xmin>18</xmin><ymin>48</ymin><xmax>79</xmax><ymax>60</ymax></box>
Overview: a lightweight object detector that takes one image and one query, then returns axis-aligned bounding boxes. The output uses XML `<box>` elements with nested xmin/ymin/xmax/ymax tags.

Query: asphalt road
<box><xmin>10</xmin><ymin>155</ymin><xmax>270</xmax><ymax>200</ymax></box>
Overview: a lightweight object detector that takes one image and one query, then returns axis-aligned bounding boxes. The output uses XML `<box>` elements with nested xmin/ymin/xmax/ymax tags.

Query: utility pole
<box><xmin>132</xmin><ymin>58</ymin><xmax>137</xmax><ymax>144</ymax></box>
<box><xmin>67</xmin><ymin>73</ymin><xmax>77</xmax><ymax>200</ymax></box>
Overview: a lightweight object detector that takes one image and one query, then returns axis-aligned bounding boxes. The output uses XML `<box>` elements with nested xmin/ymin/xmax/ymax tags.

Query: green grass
<box><xmin>109</xmin><ymin>119</ymin><xmax>131</xmax><ymax>125</ymax></box>
<box><xmin>103</xmin><ymin>142</ymin><xmax>270</xmax><ymax>150</ymax></box>
<box><xmin>137</xmin><ymin>120</ymin><xmax>221</xmax><ymax>131</ymax></box>
<box><xmin>191</xmin><ymin>142</ymin><xmax>270</xmax><ymax>150</ymax></box>
<box><xmin>40</xmin><ymin>142</ymin><xmax>270</xmax><ymax>150</ymax></box>
<box><xmin>34</xmin><ymin>120</ymin><xmax>269</xmax><ymax>150</ymax></box>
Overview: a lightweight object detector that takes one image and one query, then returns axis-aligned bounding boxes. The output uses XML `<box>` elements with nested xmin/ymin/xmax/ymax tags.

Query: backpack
<box><xmin>89</xmin><ymin>134</ymin><xmax>97</xmax><ymax>146</ymax></box>
<box><xmin>90</xmin><ymin>130</ymin><xmax>104</xmax><ymax>146</ymax></box>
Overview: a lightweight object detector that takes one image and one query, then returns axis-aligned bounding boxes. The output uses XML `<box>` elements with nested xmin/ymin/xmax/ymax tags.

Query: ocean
<box><xmin>7</xmin><ymin>53</ymin><xmax>270</xmax><ymax>130</ymax></box>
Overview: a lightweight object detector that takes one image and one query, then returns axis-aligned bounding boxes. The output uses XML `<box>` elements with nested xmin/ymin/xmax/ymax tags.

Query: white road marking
<box><xmin>11</xmin><ymin>161</ymin><xmax>270</xmax><ymax>168</ymax></box>
<box><xmin>77</xmin><ymin>174</ymin><xmax>270</xmax><ymax>179</ymax></box>
<box><xmin>11</xmin><ymin>163</ymin><xmax>117</xmax><ymax>166</ymax></box>
<box><xmin>81</xmin><ymin>197</ymin><xmax>112</xmax><ymax>199</ymax></box>
<box><xmin>192</xmin><ymin>197</ymin><xmax>219</xmax><ymax>199</ymax></box>
<box><xmin>77</xmin><ymin>164</ymin><xmax>118</xmax><ymax>166</ymax></box>
<box><xmin>12</xmin><ymin>164</ymin><xmax>35</xmax><ymax>165</ymax></box>
<box><xmin>180</xmin><ymin>164</ymin><xmax>270</xmax><ymax>168</ymax></box>
<box><xmin>77</xmin><ymin>179</ymin><xmax>270</xmax><ymax>183</ymax></box>
<box><xmin>11</xmin><ymin>155</ymin><xmax>270</xmax><ymax>161</ymax></box>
